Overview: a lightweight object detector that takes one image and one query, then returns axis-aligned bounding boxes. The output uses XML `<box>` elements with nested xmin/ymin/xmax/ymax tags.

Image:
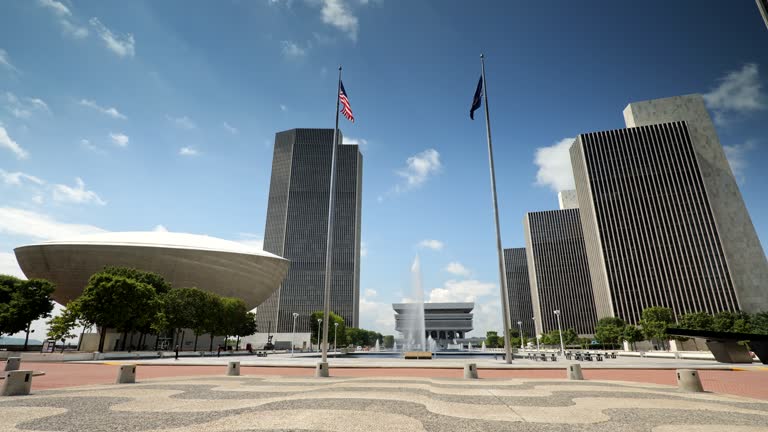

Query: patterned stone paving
<box><xmin>2</xmin><ymin>375</ymin><xmax>768</xmax><ymax>431</ymax></box>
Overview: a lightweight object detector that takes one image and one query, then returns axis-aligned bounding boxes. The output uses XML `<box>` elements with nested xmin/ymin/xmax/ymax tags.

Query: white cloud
<box><xmin>0</xmin><ymin>127</ymin><xmax>29</xmax><ymax>159</ymax></box>
<box><xmin>60</xmin><ymin>18</ymin><xmax>89</xmax><ymax>39</ymax></box>
<box><xmin>223</xmin><ymin>122</ymin><xmax>238</xmax><ymax>134</ymax></box>
<box><xmin>428</xmin><ymin>279</ymin><xmax>495</xmax><ymax>303</ymax></box>
<box><xmin>444</xmin><ymin>261</ymin><xmax>470</xmax><ymax>277</ymax></box>
<box><xmin>0</xmin><ymin>207</ymin><xmax>105</xmax><ymax>239</ymax></box>
<box><xmin>38</xmin><ymin>0</ymin><xmax>71</xmax><ymax>16</ymax></box>
<box><xmin>109</xmin><ymin>132</ymin><xmax>129</xmax><ymax>147</ymax></box>
<box><xmin>281</xmin><ymin>40</ymin><xmax>307</xmax><ymax>58</ymax></box>
<box><xmin>153</xmin><ymin>224</ymin><xmax>168</xmax><ymax>232</ymax></box>
<box><xmin>4</xmin><ymin>92</ymin><xmax>50</xmax><ymax>119</ymax></box>
<box><xmin>703</xmin><ymin>63</ymin><xmax>765</xmax><ymax>125</ymax></box>
<box><xmin>343</xmin><ymin>136</ymin><xmax>368</xmax><ymax>150</ymax></box>
<box><xmin>32</xmin><ymin>194</ymin><xmax>44</xmax><ymax>205</ymax></box>
<box><xmin>0</xmin><ymin>49</ymin><xmax>19</xmax><ymax>74</ymax></box>
<box><xmin>80</xmin><ymin>99</ymin><xmax>126</xmax><ymax>119</ymax></box>
<box><xmin>418</xmin><ymin>239</ymin><xmax>444</xmax><ymax>251</ymax></box>
<box><xmin>89</xmin><ymin>17</ymin><xmax>135</xmax><ymax>58</ymax></box>
<box><xmin>52</xmin><ymin>178</ymin><xmax>106</xmax><ymax>205</ymax></box>
<box><xmin>320</xmin><ymin>0</ymin><xmax>359</xmax><ymax>41</ymax></box>
<box><xmin>167</xmin><ymin>115</ymin><xmax>197</xmax><ymax>130</ymax></box>
<box><xmin>724</xmin><ymin>140</ymin><xmax>757</xmax><ymax>184</ymax></box>
<box><xmin>179</xmin><ymin>146</ymin><xmax>200</xmax><ymax>156</ymax></box>
<box><xmin>0</xmin><ymin>169</ymin><xmax>44</xmax><ymax>186</ymax></box>
<box><xmin>360</xmin><ymin>241</ymin><xmax>368</xmax><ymax>257</ymax></box>
<box><xmin>79</xmin><ymin>139</ymin><xmax>101</xmax><ymax>153</ymax></box>
<box><xmin>234</xmin><ymin>233</ymin><xmax>264</xmax><ymax>250</ymax></box>
<box><xmin>0</xmin><ymin>252</ymin><xmax>25</xmax><ymax>278</ymax></box>
<box><xmin>359</xmin><ymin>288</ymin><xmax>395</xmax><ymax>334</ymax></box>
<box><xmin>397</xmin><ymin>148</ymin><xmax>441</xmax><ymax>189</ymax></box>
<box><xmin>534</xmin><ymin>137</ymin><xmax>575</xmax><ymax>193</ymax></box>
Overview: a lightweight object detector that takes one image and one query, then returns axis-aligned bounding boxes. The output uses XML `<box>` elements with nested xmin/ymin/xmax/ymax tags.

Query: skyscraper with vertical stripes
<box><xmin>524</xmin><ymin>208</ymin><xmax>598</xmax><ymax>336</ymax></box>
<box><xmin>503</xmin><ymin>248</ymin><xmax>535</xmax><ymax>338</ymax></box>
<box><xmin>571</xmin><ymin>94</ymin><xmax>768</xmax><ymax>324</ymax></box>
<box><xmin>258</xmin><ymin>128</ymin><xmax>363</xmax><ymax>334</ymax></box>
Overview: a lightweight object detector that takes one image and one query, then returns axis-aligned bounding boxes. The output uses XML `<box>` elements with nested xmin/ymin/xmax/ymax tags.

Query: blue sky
<box><xmin>1</xmin><ymin>0</ymin><xmax>767</xmax><ymax>338</ymax></box>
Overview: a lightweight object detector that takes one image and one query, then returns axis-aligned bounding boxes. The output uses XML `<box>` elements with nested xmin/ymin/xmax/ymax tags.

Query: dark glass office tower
<box><xmin>258</xmin><ymin>129</ymin><xmax>363</xmax><ymax>333</ymax></box>
<box><xmin>524</xmin><ymin>209</ymin><xmax>598</xmax><ymax>336</ymax></box>
<box><xmin>503</xmin><ymin>248</ymin><xmax>535</xmax><ymax>338</ymax></box>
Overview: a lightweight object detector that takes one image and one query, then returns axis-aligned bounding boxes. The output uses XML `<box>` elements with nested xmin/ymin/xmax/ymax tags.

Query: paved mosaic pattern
<box><xmin>2</xmin><ymin>375</ymin><xmax>768</xmax><ymax>431</ymax></box>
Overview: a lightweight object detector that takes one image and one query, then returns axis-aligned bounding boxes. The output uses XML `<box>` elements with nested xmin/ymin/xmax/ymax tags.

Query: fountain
<box><xmin>468</xmin><ymin>342</ymin><xmax>473</xmax><ymax>351</ymax></box>
<box><xmin>405</xmin><ymin>255</ymin><xmax>426</xmax><ymax>351</ymax></box>
<box><xmin>374</xmin><ymin>339</ymin><xmax>380</xmax><ymax>352</ymax></box>
<box><xmin>393</xmin><ymin>341</ymin><xmax>397</xmax><ymax>352</ymax></box>
<box><xmin>481</xmin><ymin>341</ymin><xmax>486</xmax><ymax>352</ymax></box>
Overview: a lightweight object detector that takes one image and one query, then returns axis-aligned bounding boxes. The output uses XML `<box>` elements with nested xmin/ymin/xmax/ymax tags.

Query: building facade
<box><xmin>393</xmin><ymin>302</ymin><xmax>474</xmax><ymax>348</ymax></box>
<box><xmin>571</xmin><ymin>94</ymin><xmax>768</xmax><ymax>323</ymax></box>
<box><xmin>524</xmin><ymin>209</ymin><xmax>598</xmax><ymax>336</ymax></box>
<box><xmin>503</xmin><ymin>248</ymin><xmax>535</xmax><ymax>338</ymax></box>
<box><xmin>258</xmin><ymin>128</ymin><xmax>363</xmax><ymax>334</ymax></box>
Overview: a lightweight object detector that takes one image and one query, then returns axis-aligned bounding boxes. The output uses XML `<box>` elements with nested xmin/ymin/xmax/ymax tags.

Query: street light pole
<box><xmin>532</xmin><ymin>317</ymin><xmax>539</xmax><ymax>351</ymax></box>
<box><xmin>554</xmin><ymin>309</ymin><xmax>565</xmax><ymax>355</ymax></box>
<box><xmin>334</xmin><ymin>322</ymin><xmax>339</xmax><ymax>353</ymax></box>
<box><xmin>517</xmin><ymin>320</ymin><xmax>523</xmax><ymax>349</ymax></box>
<box><xmin>291</xmin><ymin>313</ymin><xmax>299</xmax><ymax>357</ymax></box>
<box><xmin>317</xmin><ymin>319</ymin><xmax>322</xmax><ymax>352</ymax></box>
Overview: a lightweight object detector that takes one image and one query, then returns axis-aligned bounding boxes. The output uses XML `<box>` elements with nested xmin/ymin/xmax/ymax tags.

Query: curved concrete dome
<box><xmin>14</xmin><ymin>232</ymin><xmax>289</xmax><ymax>308</ymax></box>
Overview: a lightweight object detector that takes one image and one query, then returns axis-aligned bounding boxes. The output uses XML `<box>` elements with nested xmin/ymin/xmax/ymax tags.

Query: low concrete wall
<box><xmin>0</xmin><ymin>352</ymin><xmax>96</xmax><ymax>362</ymax></box>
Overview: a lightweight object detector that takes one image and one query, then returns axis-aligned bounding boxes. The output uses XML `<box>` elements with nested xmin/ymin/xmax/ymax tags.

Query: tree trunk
<box><xmin>236</xmin><ymin>336</ymin><xmax>240</xmax><ymax>351</ymax></box>
<box><xmin>180</xmin><ymin>330</ymin><xmax>185</xmax><ymax>351</ymax></box>
<box><xmin>209</xmin><ymin>334</ymin><xmax>214</xmax><ymax>351</ymax></box>
<box><xmin>121</xmin><ymin>331</ymin><xmax>128</xmax><ymax>351</ymax></box>
<box><xmin>154</xmin><ymin>332</ymin><xmax>160</xmax><ymax>351</ymax></box>
<box><xmin>23</xmin><ymin>322</ymin><xmax>31</xmax><ymax>351</ymax></box>
<box><xmin>193</xmin><ymin>334</ymin><xmax>198</xmax><ymax>351</ymax></box>
<box><xmin>98</xmin><ymin>327</ymin><xmax>107</xmax><ymax>352</ymax></box>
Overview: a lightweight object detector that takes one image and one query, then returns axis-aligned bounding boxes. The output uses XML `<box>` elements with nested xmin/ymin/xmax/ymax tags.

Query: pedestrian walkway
<box><xmin>2</xmin><ymin>373</ymin><xmax>767</xmax><ymax>431</ymax></box>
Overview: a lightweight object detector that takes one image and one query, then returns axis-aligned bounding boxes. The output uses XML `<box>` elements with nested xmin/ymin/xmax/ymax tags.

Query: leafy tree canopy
<box><xmin>0</xmin><ymin>276</ymin><xmax>55</xmax><ymax>335</ymax></box>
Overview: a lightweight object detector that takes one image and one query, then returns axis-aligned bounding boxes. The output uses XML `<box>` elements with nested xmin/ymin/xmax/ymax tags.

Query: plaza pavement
<box><xmin>2</xmin><ymin>369</ymin><xmax>768</xmax><ymax>431</ymax></box>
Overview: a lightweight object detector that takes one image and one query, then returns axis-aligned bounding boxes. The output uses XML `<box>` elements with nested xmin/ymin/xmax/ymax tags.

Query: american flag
<box><xmin>339</xmin><ymin>81</ymin><xmax>354</xmax><ymax>123</ymax></box>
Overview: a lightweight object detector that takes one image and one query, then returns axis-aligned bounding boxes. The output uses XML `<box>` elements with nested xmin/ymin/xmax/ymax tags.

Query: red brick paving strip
<box><xmin>4</xmin><ymin>362</ymin><xmax>767</xmax><ymax>400</ymax></box>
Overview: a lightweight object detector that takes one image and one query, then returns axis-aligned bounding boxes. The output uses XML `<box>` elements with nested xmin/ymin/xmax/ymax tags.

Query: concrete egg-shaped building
<box><xmin>14</xmin><ymin>231</ymin><xmax>289</xmax><ymax>308</ymax></box>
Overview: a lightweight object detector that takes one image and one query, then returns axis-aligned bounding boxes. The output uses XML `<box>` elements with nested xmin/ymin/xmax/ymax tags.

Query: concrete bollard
<box><xmin>4</xmin><ymin>357</ymin><xmax>21</xmax><ymax>372</ymax></box>
<box><xmin>676</xmin><ymin>369</ymin><xmax>704</xmax><ymax>392</ymax></box>
<box><xmin>315</xmin><ymin>361</ymin><xmax>329</xmax><ymax>377</ymax></box>
<box><xmin>1</xmin><ymin>370</ymin><xmax>33</xmax><ymax>396</ymax></box>
<box><xmin>567</xmin><ymin>364</ymin><xmax>584</xmax><ymax>380</ymax></box>
<box><xmin>463</xmin><ymin>363</ymin><xmax>478</xmax><ymax>379</ymax></box>
<box><xmin>116</xmin><ymin>364</ymin><xmax>136</xmax><ymax>384</ymax></box>
<box><xmin>227</xmin><ymin>361</ymin><xmax>241</xmax><ymax>376</ymax></box>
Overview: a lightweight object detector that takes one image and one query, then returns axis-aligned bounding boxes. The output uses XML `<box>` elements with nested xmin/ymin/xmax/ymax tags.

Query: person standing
<box><xmin>174</xmin><ymin>344</ymin><xmax>180</xmax><ymax>360</ymax></box>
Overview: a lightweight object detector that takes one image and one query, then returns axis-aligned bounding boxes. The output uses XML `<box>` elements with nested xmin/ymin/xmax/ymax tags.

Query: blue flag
<box><xmin>470</xmin><ymin>76</ymin><xmax>483</xmax><ymax>120</ymax></box>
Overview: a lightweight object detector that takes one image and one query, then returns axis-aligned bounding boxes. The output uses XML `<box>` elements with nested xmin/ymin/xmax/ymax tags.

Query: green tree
<box><xmin>0</xmin><ymin>276</ymin><xmax>56</xmax><ymax>350</ymax></box>
<box><xmin>203</xmin><ymin>292</ymin><xmax>225</xmax><ymax>351</ymax></box>
<box><xmin>233</xmin><ymin>312</ymin><xmax>258</xmax><ymax>348</ymax></box>
<box><xmin>713</xmin><ymin>311</ymin><xmax>753</xmax><ymax>333</ymax></box>
<box><xmin>676</xmin><ymin>312</ymin><xmax>715</xmax><ymax>338</ymax></box>
<box><xmin>639</xmin><ymin>306</ymin><xmax>674</xmax><ymax>350</ymax></box>
<box><xmin>622</xmin><ymin>324</ymin><xmax>644</xmax><ymax>350</ymax></box>
<box><xmin>47</xmin><ymin>306</ymin><xmax>80</xmax><ymax>353</ymax></box>
<box><xmin>309</xmin><ymin>311</ymin><xmax>345</xmax><ymax>348</ymax></box>
<box><xmin>594</xmin><ymin>317</ymin><xmax>627</xmax><ymax>349</ymax></box>
<box><xmin>595</xmin><ymin>317</ymin><xmax>627</xmax><ymax>346</ymax></box>
<box><xmin>157</xmin><ymin>287</ymin><xmax>204</xmax><ymax>350</ymax></box>
<box><xmin>485</xmin><ymin>331</ymin><xmax>501</xmax><ymax>348</ymax></box>
<box><xmin>77</xmin><ymin>272</ymin><xmax>160</xmax><ymax>352</ymax></box>
<box><xmin>751</xmin><ymin>312</ymin><xmax>768</xmax><ymax>335</ymax></box>
<box><xmin>101</xmin><ymin>266</ymin><xmax>172</xmax><ymax>295</ymax></box>
<box><xmin>383</xmin><ymin>335</ymin><xmax>395</xmax><ymax>348</ymax></box>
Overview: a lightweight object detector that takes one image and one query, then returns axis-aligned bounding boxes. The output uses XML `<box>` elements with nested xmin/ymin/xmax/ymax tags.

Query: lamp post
<box><xmin>517</xmin><ymin>320</ymin><xmax>523</xmax><ymax>349</ymax></box>
<box><xmin>554</xmin><ymin>309</ymin><xmax>565</xmax><ymax>355</ymax></box>
<box><xmin>532</xmin><ymin>317</ymin><xmax>539</xmax><ymax>351</ymax></box>
<box><xmin>317</xmin><ymin>318</ymin><xmax>322</xmax><ymax>352</ymax></box>
<box><xmin>291</xmin><ymin>313</ymin><xmax>299</xmax><ymax>357</ymax></box>
<box><xmin>334</xmin><ymin>322</ymin><xmax>339</xmax><ymax>353</ymax></box>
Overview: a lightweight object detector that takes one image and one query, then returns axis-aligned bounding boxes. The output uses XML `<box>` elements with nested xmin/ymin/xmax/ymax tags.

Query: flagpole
<box><xmin>320</xmin><ymin>65</ymin><xmax>342</xmax><ymax>370</ymax></box>
<box><xmin>480</xmin><ymin>53</ymin><xmax>513</xmax><ymax>364</ymax></box>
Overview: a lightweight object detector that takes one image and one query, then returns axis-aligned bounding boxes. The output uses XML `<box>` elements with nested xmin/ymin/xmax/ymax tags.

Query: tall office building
<box><xmin>524</xmin><ymin>209</ymin><xmax>598</xmax><ymax>336</ymax></box>
<box><xmin>758</xmin><ymin>0</ymin><xmax>768</xmax><ymax>30</ymax></box>
<box><xmin>258</xmin><ymin>128</ymin><xmax>363</xmax><ymax>334</ymax></box>
<box><xmin>571</xmin><ymin>94</ymin><xmax>768</xmax><ymax>324</ymax></box>
<box><xmin>503</xmin><ymin>248</ymin><xmax>535</xmax><ymax>337</ymax></box>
